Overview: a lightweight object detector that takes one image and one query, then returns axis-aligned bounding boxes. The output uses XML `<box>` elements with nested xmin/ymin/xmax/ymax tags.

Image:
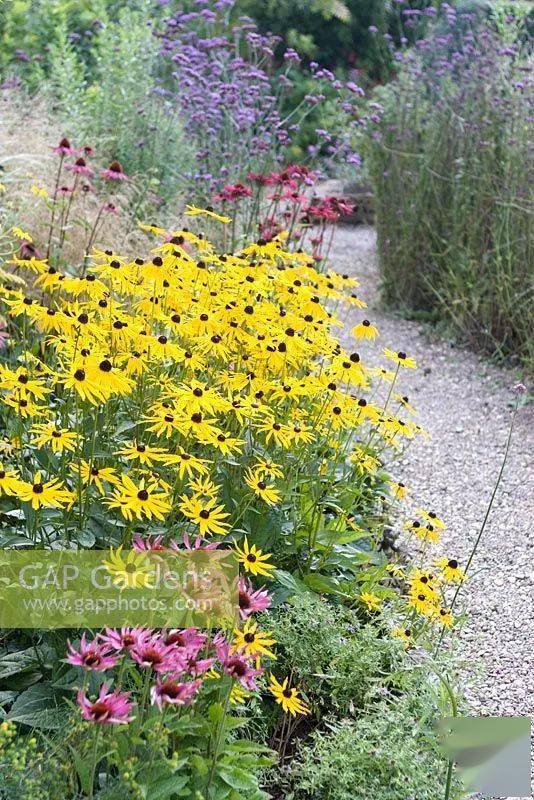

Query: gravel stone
<box><xmin>333</xmin><ymin>225</ymin><xmax>534</xmax><ymax>729</ymax></box>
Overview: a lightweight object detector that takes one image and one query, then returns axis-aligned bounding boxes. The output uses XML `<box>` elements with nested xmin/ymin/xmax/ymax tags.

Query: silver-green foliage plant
<box><xmin>43</xmin><ymin>3</ymin><xmax>192</xmax><ymax>206</ymax></box>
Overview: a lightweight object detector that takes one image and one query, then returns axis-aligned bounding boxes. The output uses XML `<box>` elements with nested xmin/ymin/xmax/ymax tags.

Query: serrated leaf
<box><xmin>7</xmin><ymin>683</ymin><xmax>66</xmax><ymax>729</ymax></box>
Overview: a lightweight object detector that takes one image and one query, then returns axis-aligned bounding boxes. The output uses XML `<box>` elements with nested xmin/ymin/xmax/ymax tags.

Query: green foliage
<box><xmin>236</xmin><ymin>0</ymin><xmax>437</xmax><ymax>78</ymax></box>
<box><xmin>289</xmin><ymin>692</ymin><xmax>449</xmax><ymax>800</ymax></box>
<box><xmin>0</xmin><ymin>705</ymin><xmax>274</xmax><ymax>799</ymax></box>
<box><xmin>267</xmin><ymin>594</ymin><xmax>403</xmax><ymax>713</ymax></box>
<box><xmin>41</xmin><ymin>4</ymin><xmax>192</xmax><ymax>206</ymax></box>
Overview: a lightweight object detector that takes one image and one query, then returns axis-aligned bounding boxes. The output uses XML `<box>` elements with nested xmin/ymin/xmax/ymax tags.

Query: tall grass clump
<box><xmin>365</xmin><ymin>4</ymin><xmax>533</xmax><ymax>369</ymax></box>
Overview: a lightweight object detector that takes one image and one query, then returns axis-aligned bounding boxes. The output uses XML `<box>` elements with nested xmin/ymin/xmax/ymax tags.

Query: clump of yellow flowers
<box><xmin>0</xmin><ymin>214</ymin><xmax>463</xmax><ymax>710</ymax></box>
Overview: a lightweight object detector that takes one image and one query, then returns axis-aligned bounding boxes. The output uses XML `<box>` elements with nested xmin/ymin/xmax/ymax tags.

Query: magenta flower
<box><xmin>163</xmin><ymin>627</ymin><xmax>207</xmax><ymax>652</ymax></box>
<box><xmin>215</xmin><ymin>183</ymin><xmax>252</xmax><ymax>202</ymax></box>
<box><xmin>66</xmin><ymin>157</ymin><xmax>93</xmax><ymax>177</ymax></box>
<box><xmin>130</xmin><ymin>630</ymin><xmax>183</xmax><ymax>673</ymax></box>
<box><xmin>67</xmin><ymin>633</ymin><xmax>119</xmax><ymax>671</ymax></box>
<box><xmin>98</xmin><ymin>627</ymin><xmax>145</xmax><ymax>652</ymax></box>
<box><xmin>53</xmin><ymin>137</ymin><xmax>76</xmax><ymax>156</ymax></box>
<box><xmin>132</xmin><ymin>533</ymin><xmax>167</xmax><ymax>552</ymax></box>
<box><xmin>215</xmin><ymin>635</ymin><xmax>263</xmax><ymax>689</ymax></box>
<box><xmin>77</xmin><ymin>684</ymin><xmax>134</xmax><ymax>725</ymax></box>
<box><xmin>176</xmin><ymin>532</ymin><xmax>221</xmax><ymax>551</ymax></box>
<box><xmin>100</xmin><ymin>160</ymin><xmax>128</xmax><ymax>181</ymax></box>
<box><xmin>238</xmin><ymin>577</ymin><xmax>271</xmax><ymax>620</ymax></box>
<box><xmin>150</xmin><ymin>678</ymin><xmax>202</xmax><ymax>710</ymax></box>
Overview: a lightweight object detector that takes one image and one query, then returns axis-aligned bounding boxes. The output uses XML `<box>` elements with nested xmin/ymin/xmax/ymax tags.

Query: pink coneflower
<box><xmin>53</xmin><ymin>137</ymin><xmax>76</xmax><ymax>156</ymax></box>
<box><xmin>77</xmin><ymin>684</ymin><xmax>134</xmax><ymax>725</ymax></box>
<box><xmin>215</xmin><ymin>183</ymin><xmax>252</xmax><ymax>202</ymax></box>
<box><xmin>100</xmin><ymin>160</ymin><xmax>128</xmax><ymax>181</ymax></box>
<box><xmin>163</xmin><ymin>627</ymin><xmax>207</xmax><ymax>652</ymax></box>
<box><xmin>18</xmin><ymin>240</ymin><xmax>42</xmax><ymax>261</ymax></box>
<box><xmin>99</xmin><ymin>626</ymin><xmax>145</xmax><ymax>652</ymax></box>
<box><xmin>215</xmin><ymin>635</ymin><xmax>263</xmax><ymax>689</ymax></box>
<box><xmin>130</xmin><ymin>630</ymin><xmax>183</xmax><ymax>673</ymax></box>
<box><xmin>103</xmin><ymin>202</ymin><xmax>117</xmax><ymax>214</ymax></box>
<box><xmin>150</xmin><ymin>678</ymin><xmax>202</xmax><ymax>710</ymax></box>
<box><xmin>58</xmin><ymin>185</ymin><xmax>74</xmax><ymax>196</ymax></box>
<box><xmin>238</xmin><ymin>577</ymin><xmax>271</xmax><ymax>620</ymax></box>
<box><xmin>67</xmin><ymin>633</ymin><xmax>119</xmax><ymax>671</ymax></box>
<box><xmin>133</xmin><ymin>533</ymin><xmax>166</xmax><ymax>552</ymax></box>
<box><xmin>176</xmin><ymin>532</ymin><xmax>221</xmax><ymax>551</ymax></box>
<box><xmin>66</xmin><ymin>157</ymin><xmax>93</xmax><ymax>177</ymax></box>
<box><xmin>82</xmin><ymin>145</ymin><xmax>94</xmax><ymax>157</ymax></box>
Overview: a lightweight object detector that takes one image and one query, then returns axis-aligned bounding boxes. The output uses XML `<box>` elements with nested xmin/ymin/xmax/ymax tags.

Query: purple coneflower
<box><xmin>100</xmin><ymin>160</ymin><xmax>128</xmax><ymax>181</ymax></box>
<box><xmin>77</xmin><ymin>684</ymin><xmax>134</xmax><ymax>724</ymax></box>
<box><xmin>150</xmin><ymin>678</ymin><xmax>202</xmax><ymax>709</ymax></box>
<box><xmin>53</xmin><ymin>137</ymin><xmax>76</xmax><ymax>156</ymax></box>
<box><xmin>66</xmin><ymin>157</ymin><xmax>93</xmax><ymax>177</ymax></box>
<box><xmin>238</xmin><ymin>576</ymin><xmax>271</xmax><ymax>619</ymax></box>
<box><xmin>67</xmin><ymin>633</ymin><xmax>119</xmax><ymax>671</ymax></box>
<box><xmin>130</xmin><ymin>630</ymin><xmax>183</xmax><ymax>673</ymax></box>
<box><xmin>99</xmin><ymin>626</ymin><xmax>145</xmax><ymax>652</ymax></box>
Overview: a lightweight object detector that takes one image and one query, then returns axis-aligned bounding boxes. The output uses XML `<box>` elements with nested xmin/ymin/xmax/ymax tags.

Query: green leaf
<box><xmin>0</xmin><ymin>647</ymin><xmax>41</xmax><ymax>679</ymax></box>
<box><xmin>7</xmin><ymin>683</ymin><xmax>66</xmax><ymax>729</ymax></box>
<box><xmin>273</xmin><ymin>569</ymin><xmax>310</xmax><ymax>596</ymax></box>
<box><xmin>217</xmin><ymin>764</ymin><xmax>259</xmax><ymax>792</ymax></box>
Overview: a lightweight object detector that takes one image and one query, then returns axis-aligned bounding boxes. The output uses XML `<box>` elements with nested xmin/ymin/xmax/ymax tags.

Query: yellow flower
<box><xmin>435</xmin><ymin>607</ymin><xmax>454</xmax><ymax>628</ymax></box>
<box><xmin>178</xmin><ymin>494</ymin><xmax>230</xmax><ymax>536</ymax></box>
<box><xmin>435</xmin><ymin>557</ymin><xmax>465</xmax><ymax>583</ymax></box>
<box><xmin>30</xmin><ymin>184</ymin><xmax>48</xmax><ymax>198</ymax></box>
<box><xmin>102</xmin><ymin>546</ymin><xmax>153</xmax><ymax>590</ymax></box>
<box><xmin>229</xmin><ymin>683</ymin><xmax>250</xmax><ymax>706</ymax></box>
<box><xmin>12</xmin><ymin>227</ymin><xmax>32</xmax><ymax>241</ymax></box>
<box><xmin>232</xmin><ymin>619</ymin><xmax>276</xmax><ymax>659</ymax></box>
<box><xmin>360</xmin><ymin>592</ymin><xmax>382</xmax><ymax>611</ymax></box>
<box><xmin>234</xmin><ymin>537</ymin><xmax>275</xmax><ymax>578</ymax></box>
<box><xmin>383</xmin><ymin>348</ymin><xmax>417</xmax><ymax>369</ymax></box>
<box><xmin>244</xmin><ymin>468</ymin><xmax>281</xmax><ymax>505</ymax></box>
<box><xmin>116</xmin><ymin>442</ymin><xmax>171</xmax><ymax>466</ymax></box>
<box><xmin>389</xmin><ymin>480</ymin><xmax>408</xmax><ymax>501</ymax></box>
<box><xmin>0</xmin><ymin>463</ymin><xmax>23</xmax><ymax>496</ymax></box>
<box><xmin>268</xmin><ymin>675</ymin><xmax>310</xmax><ymax>716</ymax></box>
<box><xmin>71</xmin><ymin>461</ymin><xmax>118</xmax><ymax>494</ymax></box>
<box><xmin>106</xmin><ymin>475</ymin><xmax>171</xmax><ymax>521</ymax></box>
<box><xmin>416</xmin><ymin>508</ymin><xmax>446</xmax><ymax>530</ymax></box>
<box><xmin>15</xmin><ymin>472</ymin><xmax>74</xmax><ymax>510</ymax></box>
<box><xmin>31</xmin><ymin>423</ymin><xmax>79</xmax><ymax>453</ymax></box>
<box><xmin>352</xmin><ymin>319</ymin><xmax>379</xmax><ymax>340</ymax></box>
<box><xmin>392</xmin><ymin>627</ymin><xmax>412</xmax><ymax>647</ymax></box>
<box><xmin>185</xmin><ymin>204</ymin><xmax>231</xmax><ymax>224</ymax></box>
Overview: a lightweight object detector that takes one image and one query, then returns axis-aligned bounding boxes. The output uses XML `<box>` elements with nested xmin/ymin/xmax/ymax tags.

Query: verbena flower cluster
<box><xmin>156</xmin><ymin>0</ymin><xmax>363</xmax><ymax>195</ymax></box>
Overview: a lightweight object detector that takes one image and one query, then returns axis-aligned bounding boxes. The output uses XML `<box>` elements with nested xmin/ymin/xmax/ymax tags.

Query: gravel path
<box><xmin>334</xmin><ymin>225</ymin><xmax>534</xmax><ymax>726</ymax></box>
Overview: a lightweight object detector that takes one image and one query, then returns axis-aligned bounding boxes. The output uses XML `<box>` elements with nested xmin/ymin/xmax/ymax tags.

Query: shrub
<box><xmin>40</xmin><ymin>4</ymin><xmax>192</xmax><ymax>207</ymax></box>
<box><xmin>290</xmin><ymin>691</ymin><xmax>449</xmax><ymax>800</ymax></box>
<box><xmin>235</xmin><ymin>0</ymin><xmax>438</xmax><ymax>78</ymax></box>
<box><xmin>365</xmin><ymin>5</ymin><xmax>534</xmax><ymax>369</ymax></box>
<box><xmin>266</xmin><ymin>594</ymin><xmax>403</xmax><ymax>713</ymax></box>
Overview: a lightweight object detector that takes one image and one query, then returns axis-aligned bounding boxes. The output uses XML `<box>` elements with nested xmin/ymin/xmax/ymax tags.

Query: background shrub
<box><xmin>365</xmin><ymin>6</ymin><xmax>533</xmax><ymax>369</ymax></box>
